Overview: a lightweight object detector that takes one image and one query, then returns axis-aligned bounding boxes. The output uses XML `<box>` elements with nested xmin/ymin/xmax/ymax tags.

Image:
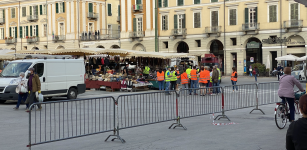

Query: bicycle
<box><xmin>274</xmin><ymin>90</ymin><xmax>305</xmax><ymax>129</ymax></box>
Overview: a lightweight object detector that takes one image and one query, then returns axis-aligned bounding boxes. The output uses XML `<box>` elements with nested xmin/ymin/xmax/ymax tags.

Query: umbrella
<box><xmin>266</xmin><ymin>55</ymin><xmax>271</xmax><ymax>69</ymax></box>
<box><xmin>297</xmin><ymin>56</ymin><xmax>307</xmax><ymax>61</ymax></box>
<box><xmin>275</xmin><ymin>54</ymin><xmax>299</xmax><ymax>61</ymax></box>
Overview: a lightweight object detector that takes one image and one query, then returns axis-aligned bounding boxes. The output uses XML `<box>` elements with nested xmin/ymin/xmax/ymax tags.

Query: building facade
<box><xmin>0</xmin><ymin>0</ymin><xmax>120</xmax><ymax>52</ymax></box>
<box><xmin>120</xmin><ymin>0</ymin><xmax>307</xmax><ymax>75</ymax></box>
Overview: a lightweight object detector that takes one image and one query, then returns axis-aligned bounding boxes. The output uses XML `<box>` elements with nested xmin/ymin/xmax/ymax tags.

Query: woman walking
<box><xmin>253</xmin><ymin>66</ymin><xmax>259</xmax><ymax>82</ymax></box>
<box><xmin>13</xmin><ymin>72</ymin><xmax>29</xmax><ymax>110</ymax></box>
<box><xmin>278</xmin><ymin>67</ymin><xmax>305</xmax><ymax>122</ymax></box>
<box><xmin>156</xmin><ymin>68</ymin><xmax>164</xmax><ymax>91</ymax></box>
<box><xmin>231</xmin><ymin>67</ymin><xmax>238</xmax><ymax>92</ymax></box>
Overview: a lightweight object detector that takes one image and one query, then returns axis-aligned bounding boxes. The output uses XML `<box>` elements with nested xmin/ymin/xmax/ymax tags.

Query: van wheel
<box><xmin>0</xmin><ymin>100</ymin><xmax>6</xmax><ymax>104</ymax></box>
<box><xmin>67</xmin><ymin>88</ymin><xmax>78</xmax><ymax>99</ymax></box>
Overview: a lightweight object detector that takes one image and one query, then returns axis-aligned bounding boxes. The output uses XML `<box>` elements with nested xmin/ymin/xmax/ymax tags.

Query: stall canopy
<box><xmin>297</xmin><ymin>56</ymin><xmax>307</xmax><ymax>61</ymax></box>
<box><xmin>49</xmin><ymin>48</ymin><xmax>98</xmax><ymax>55</ymax></box>
<box><xmin>275</xmin><ymin>54</ymin><xmax>299</xmax><ymax>61</ymax></box>
<box><xmin>128</xmin><ymin>51</ymin><xmax>189</xmax><ymax>59</ymax></box>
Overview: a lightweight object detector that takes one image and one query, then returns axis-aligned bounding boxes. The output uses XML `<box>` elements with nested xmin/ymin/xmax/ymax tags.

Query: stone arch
<box><xmin>96</xmin><ymin>45</ymin><xmax>105</xmax><ymax>48</ymax></box>
<box><xmin>31</xmin><ymin>47</ymin><xmax>39</xmax><ymax>50</ymax></box>
<box><xmin>244</xmin><ymin>37</ymin><xmax>263</xmax><ymax>69</ymax></box>
<box><xmin>132</xmin><ymin>43</ymin><xmax>146</xmax><ymax>51</ymax></box>
<box><xmin>110</xmin><ymin>45</ymin><xmax>120</xmax><ymax>49</ymax></box>
<box><xmin>173</xmin><ymin>41</ymin><xmax>189</xmax><ymax>53</ymax></box>
<box><xmin>56</xmin><ymin>45</ymin><xmax>65</xmax><ymax>49</ymax></box>
<box><xmin>206</xmin><ymin>39</ymin><xmax>225</xmax><ymax>50</ymax></box>
<box><xmin>286</xmin><ymin>34</ymin><xmax>305</xmax><ymax>46</ymax></box>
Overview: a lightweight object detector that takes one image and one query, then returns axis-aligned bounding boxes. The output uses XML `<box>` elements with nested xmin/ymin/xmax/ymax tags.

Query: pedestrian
<box><xmin>95</xmin><ymin>30</ymin><xmax>98</xmax><ymax>40</ymax></box>
<box><xmin>278</xmin><ymin>67</ymin><xmax>305</xmax><ymax>122</ymax></box>
<box><xmin>249</xmin><ymin>65</ymin><xmax>253</xmax><ymax>76</ymax></box>
<box><xmin>277</xmin><ymin>64</ymin><xmax>284</xmax><ymax>81</ymax></box>
<box><xmin>209</xmin><ymin>68</ymin><xmax>213</xmax><ymax>94</ymax></box>
<box><xmin>253</xmin><ymin>66</ymin><xmax>259</xmax><ymax>82</ymax></box>
<box><xmin>170</xmin><ymin>67</ymin><xmax>177</xmax><ymax>91</ymax></box>
<box><xmin>198</xmin><ymin>66</ymin><xmax>207</xmax><ymax>96</ymax></box>
<box><xmin>165</xmin><ymin>67</ymin><xmax>172</xmax><ymax>95</ymax></box>
<box><xmin>190</xmin><ymin>66</ymin><xmax>198</xmax><ymax>95</ymax></box>
<box><xmin>97</xmin><ymin>30</ymin><xmax>100</xmax><ymax>40</ymax></box>
<box><xmin>286</xmin><ymin>94</ymin><xmax>307</xmax><ymax>150</ymax></box>
<box><xmin>156</xmin><ymin>68</ymin><xmax>164</xmax><ymax>91</ymax></box>
<box><xmin>176</xmin><ymin>68</ymin><xmax>180</xmax><ymax>90</ymax></box>
<box><xmin>231</xmin><ymin>67</ymin><xmax>238</xmax><ymax>91</ymax></box>
<box><xmin>215</xmin><ymin>65</ymin><xmax>221</xmax><ymax>93</ymax></box>
<box><xmin>181</xmin><ymin>68</ymin><xmax>190</xmax><ymax>95</ymax></box>
<box><xmin>212</xmin><ymin>66</ymin><xmax>219</xmax><ymax>94</ymax></box>
<box><xmin>25</xmin><ymin>68</ymin><xmax>42</xmax><ymax>112</ymax></box>
<box><xmin>142</xmin><ymin>65</ymin><xmax>150</xmax><ymax>79</ymax></box>
<box><xmin>13</xmin><ymin>72</ymin><xmax>29</xmax><ymax>110</ymax></box>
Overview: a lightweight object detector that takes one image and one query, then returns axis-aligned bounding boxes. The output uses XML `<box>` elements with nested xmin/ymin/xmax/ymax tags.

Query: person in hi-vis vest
<box><xmin>165</xmin><ymin>67</ymin><xmax>172</xmax><ymax>95</ymax></box>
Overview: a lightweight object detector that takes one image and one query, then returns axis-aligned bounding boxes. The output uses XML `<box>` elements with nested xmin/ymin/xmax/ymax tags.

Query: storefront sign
<box><xmin>247</xmin><ymin>41</ymin><xmax>260</xmax><ymax>48</ymax></box>
<box><xmin>250</xmin><ymin>57</ymin><xmax>254</xmax><ymax>62</ymax></box>
<box><xmin>262</xmin><ymin>37</ymin><xmax>289</xmax><ymax>44</ymax></box>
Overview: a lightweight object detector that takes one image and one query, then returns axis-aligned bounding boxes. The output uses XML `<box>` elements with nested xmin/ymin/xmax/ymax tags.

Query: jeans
<box><xmin>191</xmin><ymin>80</ymin><xmax>198</xmax><ymax>94</ymax></box>
<box><xmin>213</xmin><ymin>82</ymin><xmax>218</xmax><ymax>93</ymax></box>
<box><xmin>158</xmin><ymin>81</ymin><xmax>164</xmax><ymax>90</ymax></box>
<box><xmin>216</xmin><ymin>81</ymin><xmax>220</xmax><ymax>93</ymax></box>
<box><xmin>170</xmin><ymin>81</ymin><xmax>177</xmax><ymax>90</ymax></box>
<box><xmin>280</xmin><ymin>97</ymin><xmax>295</xmax><ymax>121</ymax></box>
<box><xmin>181</xmin><ymin>84</ymin><xmax>191</xmax><ymax>94</ymax></box>
<box><xmin>231</xmin><ymin>80</ymin><xmax>238</xmax><ymax>91</ymax></box>
<box><xmin>16</xmin><ymin>93</ymin><xmax>28</xmax><ymax>108</ymax></box>
<box><xmin>254</xmin><ymin>74</ymin><xmax>257</xmax><ymax>82</ymax></box>
<box><xmin>165</xmin><ymin>82</ymin><xmax>170</xmax><ymax>94</ymax></box>
<box><xmin>196</xmin><ymin>78</ymin><xmax>200</xmax><ymax>88</ymax></box>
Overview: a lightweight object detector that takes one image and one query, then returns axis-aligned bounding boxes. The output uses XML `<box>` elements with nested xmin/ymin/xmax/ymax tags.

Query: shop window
<box><xmin>195</xmin><ymin>40</ymin><xmax>201</xmax><ymax>47</ymax></box>
<box><xmin>231</xmin><ymin>38</ymin><xmax>237</xmax><ymax>46</ymax></box>
<box><xmin>163</xmin><ymin>41</ymin><xmax>168</xmax><ymax>49</ymax></box>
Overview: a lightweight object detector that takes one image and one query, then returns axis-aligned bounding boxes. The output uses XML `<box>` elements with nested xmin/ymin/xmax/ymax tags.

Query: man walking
<box><xmin>25</xmin><ymin>68</ymin><xmax>42</xmax><ymax>112</ymax></box>
<box><xmin>212</xmin><ymin>66</ymin><xmax>219</xmax><ymax>95</ymax></box>
<box><xmin>165</xmin><ymin>67</ymin><xmax>172</xmax><ymax>95</ymax></box>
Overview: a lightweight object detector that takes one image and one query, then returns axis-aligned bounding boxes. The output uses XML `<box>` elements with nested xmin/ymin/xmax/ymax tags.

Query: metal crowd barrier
<box><xmin>28</xmin><ymin>96</ymin><xmax>118</xmax><ymax>149</ymax></box>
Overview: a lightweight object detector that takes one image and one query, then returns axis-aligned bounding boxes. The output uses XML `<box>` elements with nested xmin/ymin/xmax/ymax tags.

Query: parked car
<box><xmin>0</xmin><ymin>59</ymin><xmax>86</xmax><ymax>103</ymax></box>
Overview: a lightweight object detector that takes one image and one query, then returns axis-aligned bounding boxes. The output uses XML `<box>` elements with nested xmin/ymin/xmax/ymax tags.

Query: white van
<box><xmin>0</xmin><ymin>59</ymin><xmax>86</xmax><ymax>103</ymax></box>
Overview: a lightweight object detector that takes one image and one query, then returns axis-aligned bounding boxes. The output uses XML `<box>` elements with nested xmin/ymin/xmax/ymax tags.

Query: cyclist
<box><xmin>278</xmin><ymin>67</ymin><xmax>305</xmax><ymax>122</ymax></box>
<box><xmin>286</xmin><ymin>94</ymin><xmax>307</xmax><ymax>150</ymax></box>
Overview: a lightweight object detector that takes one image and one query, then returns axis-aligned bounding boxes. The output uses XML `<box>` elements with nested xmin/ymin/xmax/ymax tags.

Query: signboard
<box><xmin>262</xmin><ymin>37</ymin><xmax>288</xmax><ymax>44</ymax></box>
<box><xmin>247</xmin><ymin>41</ymin><xmax>260</xmax><ymax>48</ymax></box>
<box><xmin>250</xmin><ymin>57</ymin><xmax>254</xmax><ymax>62</ymax></box>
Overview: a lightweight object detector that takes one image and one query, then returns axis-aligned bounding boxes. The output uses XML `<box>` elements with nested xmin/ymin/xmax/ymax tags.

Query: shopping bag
<box><xmin>38</xmin><ymin>93</ymin><xmax>44</xmax><ymax>102</ymax></box>
<box><xmin>20</xmin><ymin>86</ymin><xmax>27</xmax><ymax>93</ymax></box>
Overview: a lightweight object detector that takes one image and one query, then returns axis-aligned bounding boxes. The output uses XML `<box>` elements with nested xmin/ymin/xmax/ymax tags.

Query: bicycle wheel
<box><xmin>275</xmin><ymin>104</ymin><xmax>287</xmax><ymax>129</ymax></box>
<box><xmin>295</xmin><ymin>100</ymin><xmax>301</xmax><ymax>120</ymax></box>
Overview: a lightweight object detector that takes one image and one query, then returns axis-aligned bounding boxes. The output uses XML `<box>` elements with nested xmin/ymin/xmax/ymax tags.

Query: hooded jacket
<box><xmin>286</xmin><ymin>118</ymin><xmax>307</xmax><ymax>150</ymax></box>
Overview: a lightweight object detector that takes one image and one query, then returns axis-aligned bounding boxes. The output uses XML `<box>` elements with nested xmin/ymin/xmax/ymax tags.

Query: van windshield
<box><xmin>1</xmin><ymin>62</ymin><xmax>32</xmax><ymax>77</ymax></box>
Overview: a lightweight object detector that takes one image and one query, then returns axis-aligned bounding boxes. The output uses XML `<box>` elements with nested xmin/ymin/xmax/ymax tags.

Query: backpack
<box><xmin>252</xmin><ymin>70</ymin><xmax>256</xmax><ymax>75</ymax></box>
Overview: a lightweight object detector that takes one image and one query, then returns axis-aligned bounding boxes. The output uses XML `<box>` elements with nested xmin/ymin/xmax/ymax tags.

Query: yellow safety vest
<box><xmin>186</xmin><ymin>68</ymin><xmax>192</xmax><ymax>78</ymax></box>
<box><xmin>143</xmin><ymin>66</ymin><xmax>150</xmax><ymax>74</ymax></box>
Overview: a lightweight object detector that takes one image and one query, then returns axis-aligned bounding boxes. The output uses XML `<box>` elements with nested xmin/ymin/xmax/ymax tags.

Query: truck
<box><xmin>201</xmin><ymin>54</ymin><xmax>223</xmax><ymax>82</ymax></box>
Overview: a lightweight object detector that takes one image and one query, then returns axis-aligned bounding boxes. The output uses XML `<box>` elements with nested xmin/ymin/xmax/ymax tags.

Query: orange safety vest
<box><xmin>204</xmin><ymin>70</ymin><xmax>210</xmax><ymax>81</ymax></box>
<box><xmin>157</xmin><ymin>71</ymin><xmax>165</xmax><ymax>81</ymax></box>
<box><xmin>190</xmin><ymin>69</ymin><xmax>197</xmax><ymax>81</ymax></box>
<box><xmin>177</xmin><ymin>71</ymin><xmax>180</xmax><ymax>78</ymax></box>
<box><xmin>231</xmin><ymin>71</ymin><xmax>237</xmax><ymax>81</ymax></box>
<box><xmin>181</xmin><ymin>72</ymin><xmax>189</xmax><ymax>84</ymax></box>
<box><xmin>199</xmin><ymin>71</ymin><xmax>208</xmax><ymax>84</ymax></box>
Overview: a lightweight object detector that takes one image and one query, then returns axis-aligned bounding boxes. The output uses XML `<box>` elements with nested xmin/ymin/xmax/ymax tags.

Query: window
<box><xmin>108</xmin><ymin>4</ymin><xmax>112</xmax><ymax>16</ymax></box>
<box><xmin>230</xmin><ymin>38</ymin><xmax>237</xmax><ymax>46</ymax></box>
<box><xmin>33</xmin><ymin>5</ymin><xmax>38</xmax><ymax>16</ymax></box>
<box><xmin>162</xmin><ymin>15</ymin><xmax>168</xmax><ymax>30</ymax></box>
<box><xmin>158</xmin><ymin>0</ymin><xmax>168</xmax><ymax>8</ymax></box>
<box><xmin>43</xmin><ymin>24</ymin><xmax>47</xmax><ymax>37</ymax></box>
<box><xmin>249</xmin><ymin>8</ymin><xmax>256</xmax><ymax>25</ymax></box>
<box><xmin>290</xmin><ymin>3</ymin><xmax>298</xmax><ymax>20</ymax></box>
<box><xmin>194</xmin><ymin>12</ymin><xmax>200</xmax><ymax>28</ymax></box>
<box><xmin>40</xmin><ymin>4</ymin><xmax>47</xmax><ymax>15</ymax></box>
<box><xmin>23</xmin><ymin>26</ymin><xmax>27</xmax><ymax>38</ymax></box>
<box><xmin>229</xmin><ymin>9</ymin><xmax>236</xmax><ymax>25</ymax></box>
<box><xmin>33</xmin><ymin>63</ymin><xmax>44</xmax><ymax>77</ymax></box>
<box><xmin>0</xmin><ymin>10</ymin><xmax>3</xmax><ymax>19</ymax></box>
<box><xmin>11</xmin><ymin>8</ymin><xmax>15</xmax><ymax>18</ymax></box>
<box><xmin>269</xmin><ymin>5</ymin><xmax>277</xmax><ymax>22</ymax></box>
<box><xmin>11</xmin><ymin>27</ymin><xmax>16</xmax><ymax>38</ymax></box>
<box><xmin>163</xmin><ymin>41</ymin><xmax>168</xmax><ymax>49</ymax></box>
<box><xmin>59</xmin><ymin>3</ymin><xmax>64</xmax><ymax>13</ymax></box>
<box><xmin>177</xmin><ymin>0</ymin><xmax>183</xmax><ymax>6</ymax></box>
<box><xmin>194</xmin><ymin>0</ymin><xmax>200</xmax><ymax>4</ymax></box>
<box><xmin>89</xmin><ymin>3</ymin><xmax>93</xmax><ymax>13</ymax></box>
<box><xmin>211</xmin><ymin>11</ymin><xmax>218</xmax><ymax>26</ymax></box>
<box><xmin>56</xmin><ymin>2</ymin><xmax>65</xmax><ymax>13</ymax></box>
<box><xmin>136</xmin><ymin>0</ymin><xmax>142</xmax><ymax>4</ymax></box>
<box><xmin>137</xmin><ymin>18</ymin><xmax>143</xmax><ymax>31</ymax></box>
<box><xmin>211</xmin><ymin>0</ymin><xmax>218</xmax><ymax>2</ymax></box>
<box><xmin>22</xmin><ymin>7</ymin><xmax>26</xmax><ymax>17</ymax></box>
<box><xmin>89</xmin><ymin>23</ymin><xmax>94</xmax><ymax>32</ymax></box>
<box><xmin>0</xmin><ymin>28</ymin><xmax>4</xmax><ymax>39</ymax></box>
<box><xmin>195</xmin><ymin>40</ymin><xmax>201</xmax><ymax>47</ymax></box>
<box><xmin>33</xmin><ymin>25</ymin><xmax>37</xmax><ymax>36</ymax></box>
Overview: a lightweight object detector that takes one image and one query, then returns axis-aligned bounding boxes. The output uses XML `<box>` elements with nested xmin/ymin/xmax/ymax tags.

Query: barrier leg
<box><xmin>250</xmin><ymin>83</ymin><xmax>265</xmax><ymax>115</ymax></box>
<box><xmin>169</xmin><ymin>91</ymin><xmax>187</xmax><ymax>130</ymax></box>
<box><xmin>105</xmin><ymin>101</ymin><xmax>125</xmax><ymax>143</ymax></box>
<box><xmin>214</xmin><ymin>92</ymin><xmax>231</xmax><ymax>121</ymax></box>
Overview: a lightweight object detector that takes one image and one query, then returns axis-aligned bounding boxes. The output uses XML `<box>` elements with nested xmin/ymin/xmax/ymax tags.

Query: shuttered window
<box><xmin>177</xmin><ymin>0</ymin><xmax>183</xmax><ymax>6</ymax></box>
<box><xmin>211</xmin><ymin>11</ymin><xmax>218</xmax><ymax>26</ymax></box>
<box><xmin>136</xmin><ymin>0</ymin><xmax>142</xmax><ymax>4</ymax></box>
<box><xmin>211</xmin><ymin>0</ymin><xmax>218</xmax><ymax>2</ymax></box>
<box><xmin>57</xmin><ymin>2</ymin><xmax>65</xmax><ymax>13</ymax></box>
<box><xmin>22</xmin><ymin>7</ymin><xmax>26</xmax><ymax>17</ymax></box>
<box><xmin>194</xmin><ymin>0</ymin><xmax>200</xmax><ymax>4</ymax></box>
<box><xmin>194</xmin><ymin>13</ymin><xmax>200</xmax><ymax>28</ymax></box>
<box><xmin>269</xmin><ymin>5</ymin><xmax>277</xmax><ymax>22</ymax></box>
<box><xmin>290</xmin><ymin>3</ymin><xmax>298</xmax><ymax>20</ymax></box>
<box><xmin>0</xmin><ymin>28</ymin><xmax>4</xmax><ymax>40</ymax></box>
<box><xmin>89</xmin><ymin>3</ymin><xmax>93</xmax><ymax>13</ymax></box>
<box><xmin>229</xmin><ymin>9</ymin><xmax>236</xmax><ymax>25</ymax></box>
<box><xmin>159</xmin><ymin>0</ymin><xmax>168</xmax><ymax>8</ymax></box>
<box><xmin>162</xmin><ymin>15</ymin><xmax>168</xmax><ymax>30</ymax></box>
<box><xmin>15</xmin><ymin>27</ymin><xmax>17</xmax><ymax>38</ymax></box>
<box><xmin>108</xmin><ymin>4</ymin><xmax>112</xmax><ymax>16</ymax></box>
<box><xmin>30</xmin><ymin>6</ymin><xmax>32</xmax><ymax>15</ymax></box>
<box><xmin>20</xmin><ymin>26</ymin><xmax>22</xmax><ymax>38</ymax></box>
<box><xmin>11</xmin><ymin>8</ymin><xmax>15</xmax><ymax>18</ymax></box>
<box><xmin>164</xmin><ymin>0</ymin><xmax>168</xmax><ymax>7</ymax></box>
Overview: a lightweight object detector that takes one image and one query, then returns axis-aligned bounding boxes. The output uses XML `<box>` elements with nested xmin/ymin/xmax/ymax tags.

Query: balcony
<box><xmin>242</xmin><ymin>23</ymin><xmax>259</xmax><ymax>34</ymax></box>
<box><xmin>100</xmin><ymin>32</ymin><xmax>120</xmax><ymax>40</ymax></box>
<box><xmin>87</xmin><ymin>12</ymin><xmax>98</xmax><ymax>20</ymax></box>
<box><xmin>5</xmin><ymin>38</ymin><xmax>17</xmax><ymax>44</ymax></box>
<box><xmin>0</xmin><ymin>18</ymin><xmax>4</xmax><ymax>25</ymax></box>
<box><xmin>27</xmin><ymin>37</ymin><xmax>39</xmax><ymax>43</ymax></box>
<box><xmin>53</xmin><ymin>35</ymin><xmax>66</xmax><ymax>42</ymax></box>
<box><xmin>81</xmin><ymin>35</ymin><xmax>96</xmax><ymax>41</ymax></box>
<box><xmin>129</xmin><ymin>31</ymin><xmax>145</xmax><ymax>38</ymax></box>
<box><xmin>132</xmin><ymin>4</ymin><xmax>143</xmax><ymax>12</ymax></box>
<box><xmin>27</xmin><ymin>15</ymin><xmax>38</xmax><ymax>22</ymax></box>
<box><xmin>284</xmin><ymin>20</ymin><xmax>303</xmax><ymax>32</ymax></box>
<box><xmin>171</xmin><ymin>28</ymin><xmax>187</xmax><ymax>38</ymax></box>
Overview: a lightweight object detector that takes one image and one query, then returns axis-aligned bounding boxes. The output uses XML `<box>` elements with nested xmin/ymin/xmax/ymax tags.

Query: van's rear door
<box><xmin>45</xmin><ymin>61</ymin><xmax>67</xmax><ymax>94</ymax></box>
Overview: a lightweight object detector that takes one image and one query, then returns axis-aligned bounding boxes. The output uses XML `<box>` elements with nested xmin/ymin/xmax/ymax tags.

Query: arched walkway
<box><xmin>175</xmin><ymin>41</ymin><xmax>189</xmax><ymax>53</ymax></box>
<box><xmin>96</xmin><ymin>45</ymin><xmax>105</xmax><ymax>48</ymax></box>
<box><xmin>132</xmin><ymin>43</ymin><xmax>146</xmax><ymax>51</ymax></box>
<box><xmin>110</xmin><ymin>45</ymin><xmax>120</xmax><ymax>49</ymax></box>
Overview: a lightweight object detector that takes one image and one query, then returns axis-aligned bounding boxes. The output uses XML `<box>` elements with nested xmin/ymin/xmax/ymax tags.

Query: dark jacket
<box><xmin>212</xmin><ymin>69</ymin><xmax>219</xmax><ymax>83</ymax></box>
<box><xmin>27</xmin><ymin>73</ymin><xmax>41</xmax><ymax>92</ymax></box>
<box><xmin>255</xmin><ymin>68</ymin><xmax>259</xmax><ymax>74</ymax></box>
<box><xmin>286</xmin><ymin>118</ymin><xmax>307</xmax><ymax>150</ymax></box>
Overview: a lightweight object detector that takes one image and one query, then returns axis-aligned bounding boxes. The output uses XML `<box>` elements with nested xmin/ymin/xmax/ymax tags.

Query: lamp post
<box><xmin>224</xmin><ymin>0</ymin><xmax>226</xmax><ymax>75</ymax></box>
<box><xmin>155</xmin><ymin>0</ymin><xmax>158</xmax><ymax>52</ymax></box>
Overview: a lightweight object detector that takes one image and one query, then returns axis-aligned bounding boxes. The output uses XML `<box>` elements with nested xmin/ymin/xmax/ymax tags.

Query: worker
<box><xmin>176</xmin><ymin>68</ymin><xmax>180</xmax><ymax>90</ymax></box>
<box><xmin>199</xmin><ymin>66</ymin><xmax>208</xmax><ymax>96</ymax></box>
<box><xmin>170</xmin><ymin>67</ymin><xmax>177</xmax><ymax>91</ymax></box>
<box><xmin>142</xmin><ymin>65</ymin><xmax>150</xmax><ymax>79</ymax></box>
<box><xmin>165</xmin><ymin>67</ymin><xmax>172</xmax><ymax>95</ymax></box>
<box><xmin>156</xmin><ymin>68</ymin><xmax>165</xmax><ymax>91</ymax></box>
<box><xmin>231</xmin><ymin>67</ymin><xmax>238</xmax><ymax>92</ymax></box>
<box><xmin>215</xmin><ymin>65</ymin><xmax>221</xmax><ymax>93</ymax></box>
<box><xmin>181</xmin><ymin>68</ymin><xmax>190</xmax><ymax>94</ymax></box>
<box><xmin>186</xmin><ymin>66</ymin><xmax>192</xmax><ymax>79</ymax></box>
<box><xmin>190</xmin><ymin>66</ymin><xmax>198</xmax><ymax>95</ymax></box>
